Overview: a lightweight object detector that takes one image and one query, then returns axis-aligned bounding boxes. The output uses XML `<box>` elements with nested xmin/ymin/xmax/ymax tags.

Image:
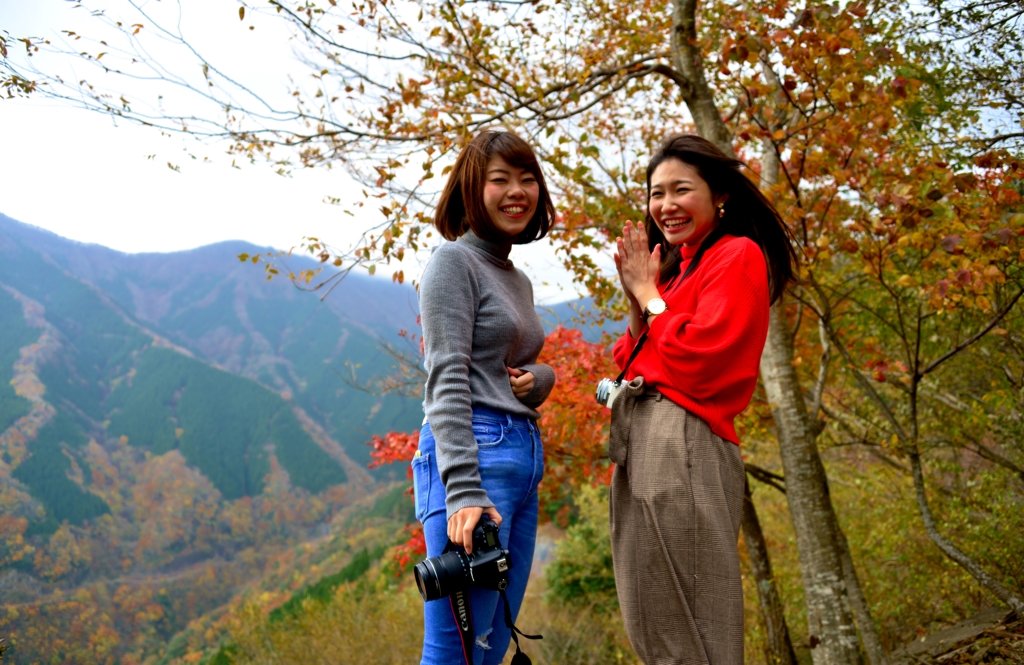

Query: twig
<box><xmin>745</xmin><ymin>463</ymin><xmax>786</xmax><ymax>494</ymax></box>
<box><xmin>920</xmin><ymin>289</ymin><xmax>1024</xmax><ymax>377</ymax></box>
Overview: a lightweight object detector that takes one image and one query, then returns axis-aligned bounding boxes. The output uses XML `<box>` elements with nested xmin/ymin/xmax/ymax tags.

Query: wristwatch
<box><xmin>642</xmin><ymin>297</ymin><xmax>667</xmax><ymax>323</ymax></box>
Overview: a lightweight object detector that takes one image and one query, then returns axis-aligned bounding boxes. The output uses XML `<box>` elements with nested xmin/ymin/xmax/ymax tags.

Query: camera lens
<box><xmin>413</xmin><ymin>550</ymin><xmax>470</xmax><ymax>601</ymax></box>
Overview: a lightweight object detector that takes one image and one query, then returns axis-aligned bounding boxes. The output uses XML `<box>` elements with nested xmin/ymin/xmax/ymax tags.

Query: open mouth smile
<box><xmin>661</xmin><ymin>217</ymin><xmax>691</xmax><ymax>230</ymax></box>
<box><xmin>500</xmin><ymin>205</ymin><xmax>527</xmax><ymax>218</ymax></box>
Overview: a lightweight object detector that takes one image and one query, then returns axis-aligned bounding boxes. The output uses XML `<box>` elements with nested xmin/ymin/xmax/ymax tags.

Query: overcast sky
<box><xmin>0</xmin><ymin>0</ymin><xmax>590</xmax><ymax>303</ymax></box>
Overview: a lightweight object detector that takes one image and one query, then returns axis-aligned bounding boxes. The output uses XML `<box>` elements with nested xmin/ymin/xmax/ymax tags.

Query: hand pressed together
<box><xmin>448</xmin><ymin>505</ymin><xmax>503</xmax><ymax>554</ymax></box>
<box><xmin>614</xmin><ymin>221</ymin><xmax>662</xmax><ymax>307</ymax></box>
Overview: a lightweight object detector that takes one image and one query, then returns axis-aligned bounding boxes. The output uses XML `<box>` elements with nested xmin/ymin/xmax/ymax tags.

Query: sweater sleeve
<box><xmin>645</xmin><ymin>244</ymin><xmax>768</xmax><ymax>399</ymax></box>
<box><xmin>516</xmin><ymin>363</ymin><xmax>556</xmax><ymax>407</ymax></box>
<box><xmin>419</xmin><ymin>246</ymin><xmax>494</xmax><ymax>519</ymax></box>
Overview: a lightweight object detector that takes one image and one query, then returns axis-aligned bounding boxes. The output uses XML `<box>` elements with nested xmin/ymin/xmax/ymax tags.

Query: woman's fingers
<box><xmin>447</xmin><ymin>506</ymin><xmax>502</xmax><ymax>554</ymax></box>
<box><xmin>621</xmin><ymin>223</ymin><xmax>637</xmax><ymax>262</ymax></box>
<box><xmin>636</xmin><ymin>221</ymin><xmax>649</xmax><ymax>251</ymax></box>
<box><xmin>461</xmin><ymin>516</ymin><xmax>476</xmax><ymax>553</ymax></box>
<box><xmin>483</xmin><ymin>506</ymin><xmax>503</xmax><ymax>528</ymax></box>
<box><xmin>508</xmin><ymin>371</ymin><xmax>535</xmax><ymax>397</ymax></box>
<box><xmin>632</xmin><ymin>221</ymin><xmax>645</xmax><ymax>256</ymax></box>
<box><xmin>448</xmin><ymin>506</ymin><xmax>482</xmax><ymax>552</ymax></box>
<box><xmin>618</xmin><ymin>221</ymin><xmax>663</xmax><ymax>298</ymax></box>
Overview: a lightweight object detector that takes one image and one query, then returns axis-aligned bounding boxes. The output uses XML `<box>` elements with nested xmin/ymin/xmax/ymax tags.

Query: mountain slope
<box><xmin>0</xmin><ymin>213</ymin><xmax>424</xmax><ymax>473</ymax></box>
<box><xmin>0</xmin><ymin>214</ymin><xmax>426</xmax><ymax>663</ymax></box>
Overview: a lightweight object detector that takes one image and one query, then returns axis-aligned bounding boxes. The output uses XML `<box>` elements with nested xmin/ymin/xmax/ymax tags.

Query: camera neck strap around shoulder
<box><xmin>616</xmin><ymin>331</ymin><xmax>649</xmax><ymax>384</ymax></box>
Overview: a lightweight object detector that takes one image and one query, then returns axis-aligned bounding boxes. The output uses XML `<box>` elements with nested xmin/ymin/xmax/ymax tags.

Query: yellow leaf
<box><xmin>895</xmin><ymin>274</ymin><xmax>916</xmax><ymax>288</ymax></box>
<box><xmin>976</xmin><ymin>295</ymin><xmax>991</xmax><ymax>311</ymax></box>
<box><xmin>984</xmin><ymin>265</ymin><xmax>1005</xmax><ymax>283</ymax></box>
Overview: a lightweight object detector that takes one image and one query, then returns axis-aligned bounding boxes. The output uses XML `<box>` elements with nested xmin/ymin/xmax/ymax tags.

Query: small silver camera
<box><xmin>595</xmin><ymin>378</ymin><xmax>623</xmax><ymax>409</ymax></box>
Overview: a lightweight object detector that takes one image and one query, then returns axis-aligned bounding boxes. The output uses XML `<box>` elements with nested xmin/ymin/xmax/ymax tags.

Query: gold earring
<box><xmin>717</xmin><ymin>203</ymin><xmax>725</xmax><ymax>218</ymax></box>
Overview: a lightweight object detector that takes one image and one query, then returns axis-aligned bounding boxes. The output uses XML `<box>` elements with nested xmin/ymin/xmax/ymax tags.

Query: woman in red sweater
<box><xmin>609</xmin><ymin>134</ymin><xmax>795</xmax><ymax>665</ymax></box>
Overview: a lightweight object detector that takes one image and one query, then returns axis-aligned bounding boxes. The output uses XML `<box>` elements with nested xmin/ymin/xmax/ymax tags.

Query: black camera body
<box><xmin>414</xmin><ymin>518</ymin><xmax>512</xmax><ymax>602</ymax></box>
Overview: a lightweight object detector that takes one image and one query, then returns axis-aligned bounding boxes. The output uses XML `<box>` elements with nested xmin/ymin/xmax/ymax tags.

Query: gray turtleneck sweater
<box><xmin>419</xmin><ymin>231</ymin><xmax>556</xmax><ymax>518</ymax></box>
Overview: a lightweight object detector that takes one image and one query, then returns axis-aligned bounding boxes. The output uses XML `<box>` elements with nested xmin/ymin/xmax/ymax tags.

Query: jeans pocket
<box><xmin>411</xmin><ymin>453</ymin><xmax>431</xmax><ymax>522</ymax></box>
<box><xmin>472</xmin><ymin>421</ymin><xmax>506</xmax><ymax>448</ymax></box>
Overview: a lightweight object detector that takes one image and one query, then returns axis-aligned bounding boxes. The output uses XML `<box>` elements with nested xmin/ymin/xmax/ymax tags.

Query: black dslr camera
<box><xmin>413</xmin><ymin>517</ymin><xmax>512</xmax><ymax>602</ymax></box>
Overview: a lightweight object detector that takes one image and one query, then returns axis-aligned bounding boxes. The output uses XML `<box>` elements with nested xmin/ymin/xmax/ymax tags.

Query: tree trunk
<box><xmin>669</xmin><ymin>0</ymin><xmax>734</xmax><ymax>153</ymax></box>
<box><xmin>759</xmin><ymin>302</ymin><xmax>863</xmax><ymax>665</ymax></box>
<box><xmin>763</xmin><ymin>143</ymin><xmax>871</xmax><ymax>665</ymax></box>
<box><xmin>742</xmin><ymin>478</ymin><xmax>798</xmax><ymax>665</ymax></box>
<box><xmin>665</xmin><ymin>1</ymin><xmax>866</xmax><ymax>661</ymax></box>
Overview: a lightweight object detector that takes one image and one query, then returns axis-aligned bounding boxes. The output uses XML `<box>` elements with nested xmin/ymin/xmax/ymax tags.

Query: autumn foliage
<box><xmin>368</xmin><ymin>325</ymin><xmax>618</xmax><ymax>556</ymax></box>
<box><xmin>3</xmin><ymin>0</ymin><xmax>1024</xmax><ymax>659</ymax></box>
<box><xmin>534</xmin><ymin>327</ymin><xmax>619</xmax><ymax>522</ymax></box>
<box><xmin>368</xmin><ymin>430</ymin><xmax>420</xmax><ymax>476</ymax></box>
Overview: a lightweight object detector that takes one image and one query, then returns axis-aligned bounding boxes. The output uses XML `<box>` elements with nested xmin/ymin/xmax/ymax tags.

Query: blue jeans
<box><xmin>412</xmin><ymin>407</ymin><xmax>545</xmax><ymax>665</ymax></box>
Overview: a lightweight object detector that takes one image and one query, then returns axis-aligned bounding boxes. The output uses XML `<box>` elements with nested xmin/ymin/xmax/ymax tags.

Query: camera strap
<box><xmin>616</xmin><ymin>331</ymin><xmax>649</xmax><ymax>383</ymax></box>
<box><xmin>500</xmin><ymin>587</ymin><xmax>542</xmax><ymax>665</ymax></box>
<box><xmin>450</xmin><ymin>588</ymin><xmax>475</xmax><ymax>665</ymax></box>
<box><xmin>441</xmin><ymin>539</ymin><xmax>542</xmax><ymax>665</ymax></box>
<box><xmin>442</xmin><ymin>542</ymin><xmax>476</xmax><ymax>665</ymax></box>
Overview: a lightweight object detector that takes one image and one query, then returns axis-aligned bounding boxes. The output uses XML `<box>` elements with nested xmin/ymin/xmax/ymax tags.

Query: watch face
<box><xmin>648</xmin><ymin>298</ymin><xmax>667</xmax><ymax>315</ymax></box>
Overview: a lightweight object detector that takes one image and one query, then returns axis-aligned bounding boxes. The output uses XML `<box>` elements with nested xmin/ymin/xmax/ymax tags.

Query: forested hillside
<box><xmin>0</xmin><ymin>213</ymin><xmax>431</xmax><ymax>663</ymax></box>
<box><xmin>0</xmin><ymin>213</ymin><xmax>424</xmax><ymax>471</ymax></box>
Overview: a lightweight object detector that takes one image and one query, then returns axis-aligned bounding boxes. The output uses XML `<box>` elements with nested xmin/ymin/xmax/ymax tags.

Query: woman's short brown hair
<box><xmin>433</xmin><ymin>131</ymin><xmax>554</xmax><ymax>244</ymax></box>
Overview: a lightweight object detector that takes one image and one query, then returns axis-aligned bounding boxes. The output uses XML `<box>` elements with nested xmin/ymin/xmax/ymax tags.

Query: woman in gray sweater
<box><xmin>413</xmin><ymin>131</ymin><xmax>556</xmax><ymax>665</ymax></box>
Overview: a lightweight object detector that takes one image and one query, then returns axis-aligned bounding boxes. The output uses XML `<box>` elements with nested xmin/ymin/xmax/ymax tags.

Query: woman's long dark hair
<box><xmin>645</xmin><ymin>134</ymin><xmax>796</xmax><ymax>304</ymax></box>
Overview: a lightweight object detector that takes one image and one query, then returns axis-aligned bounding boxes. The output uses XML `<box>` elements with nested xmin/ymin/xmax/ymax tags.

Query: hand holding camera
<box><xmin>415</xmin><ymin>515</ymin><xmax>513</xmax><ymax>602</ymax></box>
<box><xmin>448</xmin><ymin>505</ymin><xmax>502</xmax><ymax>554</ymax></box>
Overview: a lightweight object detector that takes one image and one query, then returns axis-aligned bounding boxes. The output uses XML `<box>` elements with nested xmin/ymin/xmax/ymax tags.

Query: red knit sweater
<box><xmin>612</xmin><ymin>235</ymin><xmax>770</xmax><ymax>444</ymax></box>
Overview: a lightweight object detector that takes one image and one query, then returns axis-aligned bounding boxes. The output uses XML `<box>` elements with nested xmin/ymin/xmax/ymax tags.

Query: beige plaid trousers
<box><xmin>609</xmin><ymin>378</ymin><xmax>746</xmax><ymax>665</ymax></box>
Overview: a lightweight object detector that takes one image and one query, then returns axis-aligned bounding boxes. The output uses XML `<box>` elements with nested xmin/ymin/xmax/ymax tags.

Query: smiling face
<box><xmin>482</xmin><ymin>156</ymin><xmax>540</xmax><ymax>238</ymax></box>
<box><xmin>648</xmin><ymin>158</ymin><xmax>722</xmax><ymax>246</ymax></box>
